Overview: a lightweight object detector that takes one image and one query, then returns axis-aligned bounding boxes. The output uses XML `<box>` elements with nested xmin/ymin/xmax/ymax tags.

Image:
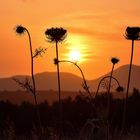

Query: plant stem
<box><xmin>56</xmin><ymin>41</ymin><xmax>62</xmax><ymax>140</ymax></box>
<box><xmin>59</xmin><ymin>60</ymin><xmax>92</xmax><ymax>99</ymax></box>
<box><xmin>26</xmin><ymin>29</ymin><xmax>37</xmax><ymax>105</ymax></box>
<box><xmin>106</xmin><ymin>64</ymin><xmax>115</xmax><ymax>140</ymax></box>
<box><xmin>26</xmin><ymin>29</ymin><xmax>43</xmax><ymax>139</ymax></box>
<box><xmin>119</xmin><ymin>40</ymin><xmax>134</xmax><ymax>140</ymax></box>
<box><xmin>95</xmin><ymin>76</ymin><xmax>120</xmax><ymax>99</ymax></box>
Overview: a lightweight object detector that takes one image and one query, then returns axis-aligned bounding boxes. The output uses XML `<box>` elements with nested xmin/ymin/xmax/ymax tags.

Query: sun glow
<box><xmin>64</xmin><ymin>34</ymin><xmax>89</xmax><ymax>62</ymax></box>
<box><xmin>69</xmin><ymin>50</ymin><xmax>81</xmax><ymax>62</ymax></box>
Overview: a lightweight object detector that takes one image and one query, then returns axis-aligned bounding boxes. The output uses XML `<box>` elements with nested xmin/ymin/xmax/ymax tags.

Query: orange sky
<box><xmin>1</xmin><ymin>0</ymin><xmax>140</xmax><ymax>80</ymax></box>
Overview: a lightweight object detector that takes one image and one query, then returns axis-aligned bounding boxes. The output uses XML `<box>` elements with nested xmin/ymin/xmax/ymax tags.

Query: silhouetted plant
<box><xmin>95</xmin><ymin>74</ymin><xmax>124</xmax><ymax>136</ymax></box>
<box><xmin>33</xmin><ymin>47</ymin><xmax>47</xmax><ymax>58</ymax></box>
<box><xmin>116</xmin><ymin>86</ymin><xmax>124</xmax><ymax>92</ymax></box>
<box><xmin>108</xmin><ymin>58</ymin><xmax>120</xmax><ymax>102</ymax></box>
<box><xmin>106</xmin><ymin>57</ymin><xmax>119</xmax><ymax>140</ymax></box>
<box><xmin>15</xmin><ymin>25</ymin><xmax>46</xmax><ymax>139</ymax></box>
<box><xmin>94</xmin><ymin>58</ymin><xmax>123</xmax><ymax>140</ymax></box>
<box><xmin>95</xmin><ymin>75</ymin><xmax>124</xmax><ymax>99</ymax></box>
<box><xmin>13</xmin><ymin>77</ymin><xmax>33</xmax><ymax>93</ymax></box>
<box><xmin>58</xmin><ymin>59</ymin><xmax>96</xmax><ymax>115</ymax></box>
<box><xmin>59</xmin><ymin>60</ymin><xmax>92</xmax><ymax>99</ymax></box>
<box><xmin>45</xmin><ymin>27</ymin><xmax>67</xmax><ymax>140</ymax></box>
<box><xmin>120</xmin><ymin>27</ymin><xmax>140</xmax><ymax>140</ymax></box>
<box><xmin>80</xmin><ymin>118</ymin><xmax>105</xmax><ymax>140</ymax></box>
<box><xmin>15</xmin><ymin>25</ymin><xmax>37</xmax><ymax>103</ymax></box>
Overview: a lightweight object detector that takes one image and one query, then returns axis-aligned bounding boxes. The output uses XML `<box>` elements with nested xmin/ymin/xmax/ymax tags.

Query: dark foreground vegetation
<box><xmin>0</xmin><ymin>88</ymin><xmax>140</xmax><ymax>140</ymax></box>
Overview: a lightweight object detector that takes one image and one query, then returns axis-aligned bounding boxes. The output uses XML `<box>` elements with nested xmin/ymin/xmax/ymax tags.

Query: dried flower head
<box><xmin>125</xmin><ymin>27</ymin><xmax>140</xmax><ymax>40</ymax></box>
<box><xmin>45</xmin><ymin>27</ymin><xmax>67</xmax><ymax>43</ymax></box>
<box><xmin>15</xmin><ymin>25</ymin><xmax>26</xmax><ymax>35</ymax></box>
<box><xmin>111</xmin><ymin>57</ymin><xmax>119</xmax><ymax>65</ymax></box>
<box><xmin>116</xmin><ymin>86</ymin><xmax>124</xmax><ymax>92</ymax></box>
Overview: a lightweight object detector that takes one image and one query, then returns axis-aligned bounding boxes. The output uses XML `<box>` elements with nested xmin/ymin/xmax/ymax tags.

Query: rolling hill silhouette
<box><xmin>0</xmin><ymin>72</ymin><xmax>84</xmax><ymax>91</ymax></box>
<box><xmin>0</xmin><ymin>64</ymin><xmax>140</xmax><ymax>92</ymax></box>
<box><xmin>90</xmin><ymin>64</ymin><xmax>140</xmax><ymax>92</ymax></box>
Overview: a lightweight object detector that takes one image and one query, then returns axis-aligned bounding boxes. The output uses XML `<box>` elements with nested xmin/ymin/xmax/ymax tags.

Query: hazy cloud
<box><xmin>67</xmin><ymin>26</ymin><xmax>123</xmax><ymax>41</ymax></box>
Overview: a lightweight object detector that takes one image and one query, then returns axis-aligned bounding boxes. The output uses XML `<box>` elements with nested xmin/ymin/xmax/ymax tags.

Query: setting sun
<box><xmin>63</xmin><ymin>34</ymin><xmax>90</xmax><ymax>62</ymax></box>
<box><xmin>68</xmin><ymin>50</ymin><xmax>81</xmax><ymax>62</ymax></box>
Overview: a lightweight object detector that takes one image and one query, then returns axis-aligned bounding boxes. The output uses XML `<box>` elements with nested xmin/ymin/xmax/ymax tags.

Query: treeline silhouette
<box><xmin>0</xmin><ymin>89</ymin><xmax>140</xmax><ymax>139</ymax></box>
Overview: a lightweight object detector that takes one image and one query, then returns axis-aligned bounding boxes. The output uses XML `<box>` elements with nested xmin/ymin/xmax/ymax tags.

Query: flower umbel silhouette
<box><xmin>45</xmin><ymin>27</ymin><xmax>67</xmax><ymax>43</ymax></box>
<box><xmin>125</xmin><ymin>27</ymin><xmax>140</xmax><ymax>40</ymax></box>
<box><xmin>116</xmin><ymin>86</ymin><xmax>124</xmax><ymax>92</ymax></box>
<box><xmin>15</xmin><ymin>25</ymin><xmax>26</xmax><ymax>34</ymax></box>
<box><xmin>111</xmin><ymin>57</ymin><xmax>119</xmax><ymax>65</ymax></box>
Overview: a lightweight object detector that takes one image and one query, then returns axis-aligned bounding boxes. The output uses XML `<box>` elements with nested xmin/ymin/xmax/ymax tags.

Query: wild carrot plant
<box><xmin>119</xmin><ymin>27</ymin><xmax>140</xmax><ymax>140</ymax></box>
<box><xmin>14</xmin><ymin>25</ymin><xmax>47</xmax><ymax>139</ymax></box>
<box><xmin>45</xmin><ymin>27</ymin><xmax>67</xmax><ymax>140</ymax></box>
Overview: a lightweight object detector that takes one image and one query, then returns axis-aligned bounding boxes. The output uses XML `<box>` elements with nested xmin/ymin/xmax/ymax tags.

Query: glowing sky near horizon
<box><xmin>1</xmin><ymin>0</ymin><xmax>140</xmax><ymax>80</ymax></box>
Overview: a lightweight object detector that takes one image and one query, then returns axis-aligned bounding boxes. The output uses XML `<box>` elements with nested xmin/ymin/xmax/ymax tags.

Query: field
<box><xmin>0</xmin><ymin>89</ymin><xmax>140</xmax><ymax>140</ymax></box>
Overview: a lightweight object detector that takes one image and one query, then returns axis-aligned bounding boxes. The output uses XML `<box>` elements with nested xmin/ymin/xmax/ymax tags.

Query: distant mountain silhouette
<box><xmin>0</xmin><ymin>72</ymin><xmax>84</xmax><ymax>91</ymax></box>
<box><xmin>0</xmin><ymin>64</ymin><xmax>140</xmax><ymax>92</ymax></box>
<box><xmin>90</xmin><ymin>64</ymin><xmax>140</xmax><ymax>92</ymax></box>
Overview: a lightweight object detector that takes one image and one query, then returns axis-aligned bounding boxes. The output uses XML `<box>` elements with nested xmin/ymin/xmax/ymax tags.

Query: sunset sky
<box><xmin>1</xmin><ymin>0</ymin><xmax>140</xmax><ymax>80</ymax></box>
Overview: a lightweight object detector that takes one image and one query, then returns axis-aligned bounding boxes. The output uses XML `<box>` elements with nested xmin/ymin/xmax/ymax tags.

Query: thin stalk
<box><xmin>95</xmin><ymin>76</ymin><xmax>120</xmax><ymax>99</ymax></box>
<box><xmin>59</xmin><ymin>60</ymin><xmax>97</xmax><ymax>117</ymax></box>
<box><xmin>25</xmin><ymin>29</ymin><xmax>37</xmax><ymax>104</ymax></box>
<box><xmin>119</xmin><ymin>40</ymin><xmax>134</xmax><ymax>140</ymax></box>
<box><xmin>59</xmin><ymin>60</ymin><xmax>92</xmax><ymax>99</ymax></box>
<box><xmin>26</xmin><ymin>29</ymin><xmax>43</xmax><ymax>139</ymax></box>
<box><xmin>55</xmin><ymin>41</ymin><xmax>62</xmax><ymax>140</ymax></box>
<box><xmin>106</xmin><ymin>64</ymin><xmax>115</xmax><ymax>140</ymax></box>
